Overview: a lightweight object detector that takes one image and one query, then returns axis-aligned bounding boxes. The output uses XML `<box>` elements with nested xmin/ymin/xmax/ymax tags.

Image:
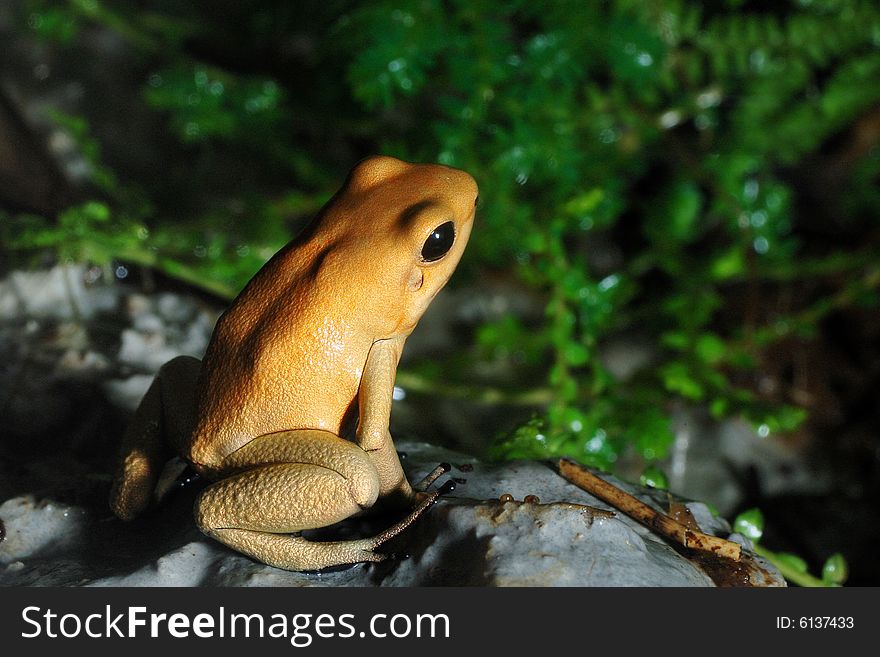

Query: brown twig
<box><xmin>558</xmin><ymin>459</ymin><xmax>741</xmax><ymax>561</ymax></box>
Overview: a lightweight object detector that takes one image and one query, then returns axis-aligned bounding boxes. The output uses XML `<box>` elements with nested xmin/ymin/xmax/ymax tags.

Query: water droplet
<box><xmin>391</xmin><ymin>10</ymin><xmax>414</xmax><ymax>26</ymax></box>
<box><xmin>148</xmin><ymin>73</ymin><xmax>163</xmax><ymax>87</ymax></box>
<box><xmin>744</xmin><ymin>179</ymin><xmax>759</xmax><ymax>201</ymax></box>
<box><xmin>659</xmin><ymin>110</ymin><xmax>682</xmax><ymax>129</ymax></box>
<box><xmin>598</xmin><ymin>274</ymin><xmax>620</xmax><ymax>291</ymax></box>
<box><xmin>757</xmin><ymin>424</ymin><xmax>770</xmax><ymax>438</ymax></box>
<box><xmin>749</xmin><ymin>50</ymin><xmax>767</xmax><ymax>73</ymax></box>
<box><xmin>750</xmin><ymin>210</ymin><xmax>767</xmax><ymax>228</ymax></box>
<box><xmin>753</xmin><ymin>236</ymin><xmax>769</xmax><ymax>254</ymax></box>
<box><xmin>33</xmin><ymin>63</ymin><xmax>50</xmax><ymax>80</ymax></box>
<box><xmin>515</xmin><ymin>172</ymin><xmax>528</xmax><ymax>185</ymax></box>
<box><xmin>115</xmin><ymin>265</ymin><xmax>129</xmax><ymax>279</ymax></box>
<box><xmin>696</xmin><ymin>88</ymin><xmax>722</xmax><ymax>109</ymax></box>
<box><xmin>599</xmin><ymin>127</ymin><xmax>618</xmax><ymax>144</ymax></box>
<box><xmin>235</xmin><ymin>244</ymin><xmax>250</xmax><ymax>257</ymax></box>
<box><xmin>637</xmin><ymin>52</ymin><xmax>653</xmax><ymax>67</ymax></box>
<box><xmin>193</xmin><ymin>245</ymin><xmax>207</xmax><ymax>258</ymax></box>
<box><xmin>585</xmin><ymin>429</ymin><xmax>607</xmax><ymax>453</ymax></box>
<box><xmin>388</xmin><ymin>58</ymin><xmax>406</xmax><ymax>72</ymax></box>
<box><xmin>392</xmin><ymin>386</ymin><xmax>406</xmax><ymax>401</ymax></box>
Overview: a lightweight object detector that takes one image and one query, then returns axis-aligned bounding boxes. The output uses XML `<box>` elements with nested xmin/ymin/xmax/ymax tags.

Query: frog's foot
<box><xmin>152</xmin><ymin>457</ymin><xmax>197</xmax><ymax>505</ymax></box>
<box><xmin>414</xmin><ymin>462</ymin><xmax>452</xmax><ymax>492</ymax></box>
<box><xmin>369</xmin><ymin>479</ymin><xmax>455</xmax><ymax>550</ymax></box>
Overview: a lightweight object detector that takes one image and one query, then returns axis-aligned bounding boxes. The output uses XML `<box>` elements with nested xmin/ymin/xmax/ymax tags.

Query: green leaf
<box><xmin>733</xmin><ymin>508</ymin><xmax>764</xmax><ymax>543</ymax></box>
<box><xmin>647</xmin><ymin>180</ymin><xmax>703</xmax><ymax>244</ymax></box>
<box><xmin>774</xmin><ymin>552</ymin><xmax>809</xmax><ymax>574</ymax></box>
<box><xmin>660</xmin><ymin>361</ymin><xmax>704</xmax><ymax>400</ymax></box>
<box><xmin>822</xmin><ymin>553</ymin><xmax>849</xmax><ymax>585</ymax></box>
<box><xmin>695</xmin><ymin>332</ymin><xmax>726</xmax><ymax>365</ymax></box>
<box><xmin>563</xmin><ymin>341</ymin><xmax>590</xmax><ymax>367</ymax></box>
<box><xmin>711</xmin><ymin>248</ymin><xmax>746</xmax><ymax>280</ymax></box>
<box><xmin>639</xmin><ymin>466</ymin><xmax>668</xmax><ymax>490</ymax></box>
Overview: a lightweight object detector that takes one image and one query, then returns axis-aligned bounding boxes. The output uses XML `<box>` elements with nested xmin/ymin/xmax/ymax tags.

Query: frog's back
<box><xmin>187</xmin><ymin>238</ymin><xmax>370</xmax><ymax>471</ymax></box>
<box><xmin>185</xmin><ymin>155</ymin><xmax>477</xmax><ymax>471</ymax></box>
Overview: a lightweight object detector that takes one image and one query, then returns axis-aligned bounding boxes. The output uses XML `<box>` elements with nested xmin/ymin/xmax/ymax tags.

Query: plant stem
<box><xmin>394</xmin><ymin>370</ymin><xmax>554</xmax><ymax>406</ymax></box>
<box><xmin>115</xmin><ymin>248</ymin><xmax>238</xmax><ymax>300</ymax></box>
<box><xmin>753</xmin><ymin>545</ymin><xmax>837</xmax><ymax>588</ymax></box>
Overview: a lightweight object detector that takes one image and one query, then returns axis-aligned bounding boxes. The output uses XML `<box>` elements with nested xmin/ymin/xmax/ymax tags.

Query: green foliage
<box><xmin>144</xmin><ymin>67</ymin><xmax>283</xmax><ymax>144</ymax></box>
<box><xmin>7</xmin><ymin>0</ymin><xmax>880</xmax><ymax>477</ymax></box>
<box><xmin>733</xmin><ymin>508</ymin><xmax>765</xmax><ymax>542</ymax></box>
<box><xmin>735</xmin><ymin>508</ymin><xmax>850</xmax><ymax>586</ymax></box>
<box><xmin>12</xmin><ymin>201</ymin><xmax>139</xmax><ymax>265</ymax></box>
<box><xmin>639</xmin><ymin>466</ymin><xmax>669</xmax><ymax>490</ymax></box>
<box><xmin>821</xmin><ymin>553</ymin><xmax>849</xmax><ymax>586</ymax></box>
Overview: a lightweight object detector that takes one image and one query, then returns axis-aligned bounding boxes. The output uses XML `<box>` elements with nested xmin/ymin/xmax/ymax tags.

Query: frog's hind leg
<box><xmin>193</xmin><ymin>430</ymin><xmax>442</xmax><ymax>571</ymax></box>
<box><xmin>110</xmin><ymin>355</ymin><xmax>200</xmax><ymax>520</ymax></box>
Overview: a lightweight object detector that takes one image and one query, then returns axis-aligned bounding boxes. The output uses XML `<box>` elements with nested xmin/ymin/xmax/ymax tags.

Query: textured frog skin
<box><xmin>110</xmin><ymin>156</ymin><xmax>478</xmax><ymax>570</ymax></box>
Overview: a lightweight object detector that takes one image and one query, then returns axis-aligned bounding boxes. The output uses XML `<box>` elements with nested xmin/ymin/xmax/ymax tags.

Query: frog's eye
<box><xmin>421</xmin><ymin>221</ymin><xmax>455</xmax><ymax>262</ymax></box>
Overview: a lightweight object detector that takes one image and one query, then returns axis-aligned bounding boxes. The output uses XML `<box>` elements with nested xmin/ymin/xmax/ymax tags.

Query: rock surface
<box><xmin>0</xmin><ymin>266</ymin><xmax>783</xmax><ymax>587</ymax></box>
<box><xmin>0</xmin><ymin>439</ymin><xmax>782</xmax><ymax>587</ymax></box>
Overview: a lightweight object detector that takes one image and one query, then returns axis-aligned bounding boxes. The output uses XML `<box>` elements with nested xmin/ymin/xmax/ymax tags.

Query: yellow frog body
<box><xmin>110</xmin><ymin>155</ymin><xmax>478</xmax><ymax>570</ymax></box>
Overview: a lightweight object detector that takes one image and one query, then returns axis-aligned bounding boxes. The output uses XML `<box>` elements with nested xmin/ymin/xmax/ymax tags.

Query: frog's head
<box><xmin>320</xmin><ymin>155</ymin><xmax>478</xmax><ymax>338</ymax></box>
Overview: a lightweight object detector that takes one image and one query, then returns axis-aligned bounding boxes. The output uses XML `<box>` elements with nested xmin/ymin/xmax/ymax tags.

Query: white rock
<box><xmin>0</xmin><ymin>496</ymin><xmax>84</xmax><ymax>564</ymax></box>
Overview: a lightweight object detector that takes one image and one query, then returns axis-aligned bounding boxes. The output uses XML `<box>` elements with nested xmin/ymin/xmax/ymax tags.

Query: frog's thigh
<box><xmin>195</xmin><ymin>440</ymin><xmax>383</xmax><ymax>570</ymax></box>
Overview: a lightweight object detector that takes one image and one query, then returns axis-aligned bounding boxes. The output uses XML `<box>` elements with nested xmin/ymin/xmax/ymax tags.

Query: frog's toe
<box><xmin>414</xmin><ymin>462</ymin><xmax>452</xmax><ymax>492</ymax></box>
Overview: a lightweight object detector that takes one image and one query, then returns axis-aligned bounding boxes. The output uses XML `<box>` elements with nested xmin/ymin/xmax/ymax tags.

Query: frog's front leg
<box><xmin>193</xmin><ymin>430</ymin><xmax>442</xmax><ymax>571</ymax></box>
<box><xmin>110</xmin><ymin>355</ymin><xmax>200</xmax><ymax>520</ymax></box>
<box><xmin>355</xmin><ymin>336</ymin><xmax>415</xmax><ymax>506</ymax></box>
